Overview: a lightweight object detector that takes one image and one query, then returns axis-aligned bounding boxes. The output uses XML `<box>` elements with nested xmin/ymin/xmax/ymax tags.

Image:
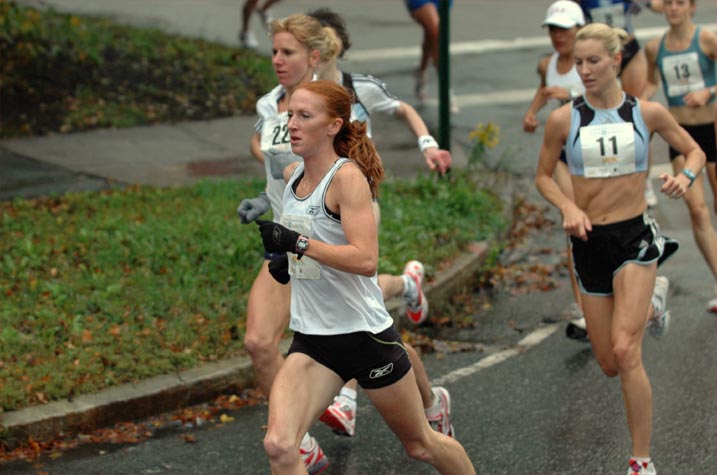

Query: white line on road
<box><xmin>347</xmin><ymin>24</ymin><xmax>716</xmax><ymax>62</ymax></box>
<box><xmin>425</xmin><ymin>88</ymin><xmax>536</xmax><ymax>107</ymax></box>
<box><xmin>431</xmin><ymin>324</ymin><xmax>559</xmax><ymax>386</ymax></box>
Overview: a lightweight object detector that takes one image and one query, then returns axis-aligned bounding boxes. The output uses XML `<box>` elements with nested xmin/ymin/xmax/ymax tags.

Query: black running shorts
<box><xmin>289</xmin><ymin>326</ymin><xmax>411</xmax><ymax>389</ymax></box>
<box><xmin>570</xmin><ymin>213</ymin><xmax>679</xmax><ymax>296</ymax></box>
<box><xmin>669</xmin><ymin>122</ymin><xmax>716</xmax><ymax>163</ymax></box>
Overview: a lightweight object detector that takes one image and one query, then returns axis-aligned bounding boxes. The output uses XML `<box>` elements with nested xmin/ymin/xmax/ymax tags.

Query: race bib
<box><xmin>261</xmin><ymin>112</ymin><xmax>297</xmax><ymax>179</ymax></box>
<box><xmin>580</xmin><ymin>123</ymin><xmax>635</xmax><ymax>178</ymax></box>
<box><xmin>281</xmin><ymin>214</ymin><xmax>321</xmax><ymax>280</ymax></box>
<box><xmin>589</xmin><ymin>4</ymin><xmax>625</xmax><ymax>28</ymax></box>
<box><xmin>661</xmin><ymin>52</ymin><xmax>706</xmax><ymax>98</ymax></box>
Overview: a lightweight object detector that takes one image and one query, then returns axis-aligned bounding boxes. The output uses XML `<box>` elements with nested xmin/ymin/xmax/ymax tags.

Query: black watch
<box><xmin>296</xmin><ymin>235</ymin><xmax>309</xmax><ymax>257</ymax></box>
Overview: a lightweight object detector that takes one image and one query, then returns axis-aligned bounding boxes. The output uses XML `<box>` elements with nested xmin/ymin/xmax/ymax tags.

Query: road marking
<box><xmin>431</xmin><ymin>323</ymin><xmax>559</xmax><ymax>386</ymax></box>
<box><xmin>426</xmin><ymin>88</ymin><xmax>535</xmax><ymax>107</ymax></box>
<box><xmin>347</xmin><ymin>24</ymin><xmax>716</xmax><ymax>62</ymax></box>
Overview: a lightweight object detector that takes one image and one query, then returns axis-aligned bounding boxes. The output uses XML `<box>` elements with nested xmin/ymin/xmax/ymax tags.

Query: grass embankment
<box><xmin>0</xmin><ymin>0</ymin><xmax>275</xmax><ymax>137</ymax></box>
<box><xmin>0</xmin><ymin>175</ymin><xmax>505</xmax><ymax>412</ymax></box>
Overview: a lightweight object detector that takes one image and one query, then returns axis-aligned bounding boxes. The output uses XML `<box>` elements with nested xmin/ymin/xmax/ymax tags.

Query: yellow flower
<box><xmin>468</xmin><ymin>122</ymin><xmax>500</xmax><ymax>149</ymax></box>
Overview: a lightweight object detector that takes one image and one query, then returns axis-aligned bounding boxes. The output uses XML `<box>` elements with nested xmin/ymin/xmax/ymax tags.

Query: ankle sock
<box><xmin>424</xmin><ymin>388</ymin><xmax>442</xmax><ymax>417</ymax></box>
<box><xmin>300</xmin><ymin>432</ymin><xmax>313</xmax><ymax>451</ymax></box>
<box><xmin>338</xmin><ymin>387</ymin><xmax>357</xmax><ymax>401</ymax></box>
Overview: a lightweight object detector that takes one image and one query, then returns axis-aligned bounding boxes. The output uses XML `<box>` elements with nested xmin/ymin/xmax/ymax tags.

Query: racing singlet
<box><xmin>255</xmin><ymin>85</ymin><xmax>302</xmax><ymax>221</ymax></box>
<box><xmin>565</xmin><ymin>93</ymin><xmax>650</xmax><ymax>178</ymax></box>
<box><xmin>545</xmin><ymin>52</ymin><xmax>585</xmax><ymax>106</ymax></box>
<box><xmin>656</xmin><ymin>27</ymin><xmax>717</xmax><ymax>107</ymax></box>
<box><xmin>281</xmin><ymin>159</ymin><xmax>393</xmax><ymax>335</ymax></box>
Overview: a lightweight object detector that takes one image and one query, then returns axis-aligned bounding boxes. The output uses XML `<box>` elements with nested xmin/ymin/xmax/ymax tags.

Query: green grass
<box><xmin>0</xmin><ymin>173</ymin><xmax>505</xmax><ymax>412</ymax></box>
<box><xmin>0</xmin><ymin>0</ymin><xmax>275</xmax><ymax>137</ymax></box>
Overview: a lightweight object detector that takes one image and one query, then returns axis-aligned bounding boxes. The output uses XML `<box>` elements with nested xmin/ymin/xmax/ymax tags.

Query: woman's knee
<box><xmin>401</xmin><ymin>437</ymin><xmax>434</xmax><ymax>464</ymax></box>
<box><xmin>687</xmin><ymin>199</ymin><xmax>711</xmax><ymax>226</ymax></box>
<box><xmin>595</xmin><ymin>356</ymin><xmax>620</xmax><ymax>377</ymax></box>
<box><xmin>612</xmin><ymin>338</ymin><xmax>641</xmax><ymax>373</ymax></box>
<box><xmin>263</xmin><ymin>430</ymin><xmax>297</xmax><ymax>467</ymax></box>
<box><xmin>243</xmin><ymin>328</ymin><xmax>280</xmax><ymax>361</ymax></box>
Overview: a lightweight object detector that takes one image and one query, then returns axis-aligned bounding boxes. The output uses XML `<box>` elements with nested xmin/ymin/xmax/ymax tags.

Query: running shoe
<box><xmin>319</xmin><ymin>394</ymin><xmax>356</xmax><ymax>437</ymax></box>
<box><xmin>239</xmin><ymin>30</ymin><xmax>258</xmax><ymax>49</ymax></box>
<box><xmin>708</xmin><ymin>298</ymin><xmax>717</xmax><ymax>314</ymax></box>
<box><xmin>300</xmin><ymin>435</ymin><xmax>329</xmax><ymax>475</ymax></box>
<box><xmin>565</xmin><ymin>316</ymin><xmax>589</xmax><ymax>342</ymax></box>
<box><xmin>627</xmin><ymin>458</ymin><xmax>656</xmax><ymax>475</ymax></box>
<box><xmin>426</xmin><ymin>386</ymin><xmax>454</xmax><ymax>437</ymax></box>
<box><xmin>645</xmin><ymin>179</ymin><xmax>658</xmax><ymax>208</ymax></box>
<box><xmin>648</xmin><ymin>276</ymin><xmax>670</xmax><ymax>338</ymax></box>
<box><xmin>403</xmin><ymin>260</ymin><xmax>429</xmax><ymax>325</ymax></box>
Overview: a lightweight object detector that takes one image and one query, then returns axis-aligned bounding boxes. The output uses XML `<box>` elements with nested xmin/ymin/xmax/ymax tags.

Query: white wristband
<box><xmin>417</xmin><ymin>135</ymin><xmax>439</xmax><ymax>152</ymax></box>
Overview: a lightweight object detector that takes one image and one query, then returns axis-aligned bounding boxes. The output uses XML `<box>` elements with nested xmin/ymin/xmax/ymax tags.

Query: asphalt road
<box><xmin>4</xmin><ymin>1</ymin><xmax>717</xmax><ymax>474</ymax></box>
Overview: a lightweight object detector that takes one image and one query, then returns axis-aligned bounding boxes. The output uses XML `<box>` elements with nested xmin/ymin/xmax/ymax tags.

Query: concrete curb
<box><xmin>1</xmin><ymin>166</ymin><xmax>516</xmax><ymax>449</ymax></box>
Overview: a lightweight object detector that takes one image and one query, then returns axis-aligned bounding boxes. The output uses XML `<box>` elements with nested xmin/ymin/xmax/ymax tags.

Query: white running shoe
<box><xmin>300</xmin><ymin>435</ymin><xmax>329</xmax><ymax>475</ymax></box>
<box><xmin>239</xmin><ymin>30</ymin><xmax>258</xmax><ymax>49</ymax></box>
<box><xmin>645</xmin><ymin>179</ymin><xmax>658</xmax><ymax>208</ymax></box>
<box><xmin>319</xmin><ymin>394</ymin><xmax>356</xmax><ymax>437</ymax></box>
<box><xmin>426</xmin><ymin>386</ymin><xmax>454</xmax><ymax>437</ymax></box>
<box><xmin>403</xmin><ymin>260</ymin><xmax>429</xmax><ymax>324</ymax></box>
<box><xmin>627</xmin><ymin>458</ymin><xmax>656</xmax><ymax>475</ymax></box>
<box><xmin>708</xmin><ymin>297</ymin><xmax>717</xmax><ymax>314</ymax></box>
<box><xmin>648</xmin><ymin>276</ymin><xmax>670</xmax><ymax>338</ymax></box>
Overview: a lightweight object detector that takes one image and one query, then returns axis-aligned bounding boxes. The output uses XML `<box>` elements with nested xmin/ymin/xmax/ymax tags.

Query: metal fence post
<box><xmin>438</xmin><ymin>0</ymin><xmax>451</xmax><ymax>151</ymax></box>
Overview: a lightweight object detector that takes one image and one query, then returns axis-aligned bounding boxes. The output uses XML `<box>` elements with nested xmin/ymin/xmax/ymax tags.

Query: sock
<box><xmin>338</xmin><ymin>387</ymin><xmax>357</xmax><ymax>401</ymax></box>
<box><xmin>300</xmin><ymin>432</ymin><xmax>313</xmax><ymax>451</ymax></box>
<box><xmin>424</xmin><ymin>388</ymin><xmax>442</xmax><ymax>417</ymax></box>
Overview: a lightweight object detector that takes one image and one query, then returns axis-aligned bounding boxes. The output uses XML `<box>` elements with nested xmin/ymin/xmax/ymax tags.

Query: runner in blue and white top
<box><xmin>536</xmin><ymin>23</ymin><xmax>704</xmax><ymax>475</ymax></box>
<box><xmin>255</xmin><ymin>80</ymin><xmax>476</xmax><ymax>475</ymax></box>
<box><xmin>643</xmin><ymin>0</ymin><xmax>717</xmax><ymax>314</ymax></box>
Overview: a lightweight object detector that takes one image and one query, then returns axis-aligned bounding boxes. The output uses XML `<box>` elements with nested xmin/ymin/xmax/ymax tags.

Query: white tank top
<box><xmin>281</xmin><ymin>158</ymin><xmax>394</xmax><ymax>335</ymax></box>
<box><xmin>545</xmin><ymin>52</ymin><xmax>584</xmax><ymax>105</ymax></box>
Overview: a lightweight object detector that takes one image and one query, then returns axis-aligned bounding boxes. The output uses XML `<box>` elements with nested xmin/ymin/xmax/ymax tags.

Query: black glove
<box><xmin>236</xmin><ymin>192</ymin><xmax>270</xmax><ymax>224</ymax></box>
<box><xmin>256</xmin><ymin>219</ymin><xmax>301</xmax><ymax>254</ymax></box>
<box><xmin>268</xmin><ymin>254</ymin><xmax>290</xmax><ymax>284</ymax></box>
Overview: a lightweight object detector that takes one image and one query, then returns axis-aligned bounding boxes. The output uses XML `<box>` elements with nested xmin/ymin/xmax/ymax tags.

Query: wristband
<box><xmin>681</xmin><ymin>168</ymin><xmax>696</xmax><ymax>187</ymax></box>
<box><xmin>417</xmin><ymin>135</ymin><xmax>439</xmax><ymax>152</ymax></box>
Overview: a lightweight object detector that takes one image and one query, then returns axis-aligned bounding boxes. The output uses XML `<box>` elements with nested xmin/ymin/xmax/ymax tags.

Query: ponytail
<box><xmin>334</xmin><ymin>120</ymin><xmax>384</xmax><ymax>199</ymax></box>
